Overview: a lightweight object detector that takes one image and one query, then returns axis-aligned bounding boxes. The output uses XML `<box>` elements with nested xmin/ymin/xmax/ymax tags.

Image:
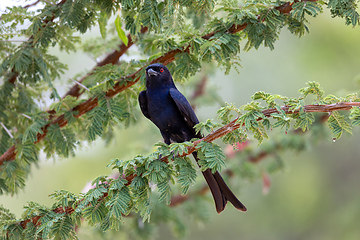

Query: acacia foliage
<box><xmin>0</xmin><ymin>0</ymin><xmax>359</xmax><ymax>239</ymax></box>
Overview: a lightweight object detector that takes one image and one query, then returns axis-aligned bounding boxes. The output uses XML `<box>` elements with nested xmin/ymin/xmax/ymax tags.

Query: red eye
<box><xmin>160</xmin><ymin>68</ymin><xmax>164</xmax><ymax>73</ymax></box>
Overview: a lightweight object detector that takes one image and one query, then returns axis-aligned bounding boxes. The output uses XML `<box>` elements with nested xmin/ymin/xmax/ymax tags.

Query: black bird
<box><xmin>138</xmin><ymin>63</ymin><xmax>247</xmax><ymax>213</ymax></box>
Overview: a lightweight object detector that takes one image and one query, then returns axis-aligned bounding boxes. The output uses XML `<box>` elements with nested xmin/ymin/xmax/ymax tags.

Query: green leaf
<box><xmin>48</xmin><ymin>215</ymin><xmax>77</xmax><ymax>239</ymax></box>
<box><xmin>157</xmin><ymin>180</ymin><xmax>171</xmax><ymax>203</ymax></box>
<box><xmin>49</xmin><ymin>190</ymin><xmax>78</xmax><ymax>208</ymax></box>
<box><xmin>291</xmin><ymin>1</ymin><xmax>321</xmax><ymax>21</ymax></box>
<box><xmin>328</xmin><ymin>0</ymin><xmax>360</xmax><ymax>26</ymax></box>
<box><xmin>217</xmin><ymin>103</ymin><xmax>241</xmax><ymax>124</ymax></box>
<box><xmin>299</xmin><ymin>82</ymin><xmax>324</xmax><ymax>101</ymax></box>
<box><xmin>238</xmin><ymin>103</ymin><xmax>268</xmax><ymax>144</ymax></box>
<box><xmin>106</xmin><ymin>187</ymin><xmax>133</xmax><ymax>219</ymax></box>
<box><xmin>349</xmin><ymin>106</ymin><xmax>360</xmax><ymax>126</ymax></box>
<box><xmin>115</xmin><ymin>15</ymin><xmax>128</xmax><ymax>46</ymax></box>
<box><xmin>16</xmin><ymin>142</ymin><xmax>39</xmax><ymax>164</ymax></box>
<box><xmin>77</xmin><ymin>186</ymin><xmax>108</xmax><ymax>212</ymax></box>
<box><xmin>169</xmin><ymin>142</ymin><xmax>193</xmax><ymax>156</ymax></box>
<box><xmin>99</xmin><ymin>12</ymin><xmax>109</xmax><ymax>39</ymax></box>
<box><xmin>144</xmin><ymin>158</ymin><xmax>173</xmax><ymax>204</ymax></box>
<box><xmin>252</xmin><ymin>91</ymin><xmax>287</xmax><ymax>108</ymax></box>
<box><xmin>221</xmin><ymin>128</ymin><xmax>246</xmax><ymax>145</ymax></box>
<box><xmin>154</xmin><ymin>142</ymin><xmax>171</xmax><ymax>158</ymax></box>
<box><xmin>83</xmin><ymin>201</ymin><xmax>108</xmax><ymax>225</ymax></box>
<box><xmin>271</xmin><ymin>106</ymin><xmax>291</xmax><ymax>131</ymax></box>
<box><xmin>131</xmin><ymin>175</ymin><xmax>151</xmax><ymax>221</ymax></box>
<box><xmin>22</xmin><ymin>115</ymin><xmax>47</xmax><ymax>143</ymax></box>
<box><xmin>196</xmin><ymin>141</ymin><xmax>226</xmax><ymax>173</ymax></box>
<box><xmin>293</xmin><ymin>110</ymin><xmax>315</xmax><ymax>132</ymax></box>
<box><xmin>194</xmin><ymin>119</ymin><xmax>221</xmax><ymax>135</ymax></box>
<box><xmin>327</xmin><ymin>111</ymin><xmax>352</xmax><ymax>139</ymax></box>
<box><xmin>174</xmin><ymin>157</ymin><xmax>197</xmax><ymax>194</ymax></box>
<box><xmin>45</xmin><ymin>124</ymin><xmax>77</xmax><ymax>158</ymax></box>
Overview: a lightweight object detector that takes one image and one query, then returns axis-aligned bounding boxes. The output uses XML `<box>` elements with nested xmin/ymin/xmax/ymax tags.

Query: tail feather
<box><xmin>213</xmin><ymin>171</ymin><xmax>247</xmax><ymax>212</ymax></box>
<box><xmin>202</xmin><ymin>169</ymin><xmax>226</xmax><ymax>213</ymax></box>
<box><xmin>192</xmin><ymin>152</ymin><xmax>247</xmax><ymax>213</ymax></box>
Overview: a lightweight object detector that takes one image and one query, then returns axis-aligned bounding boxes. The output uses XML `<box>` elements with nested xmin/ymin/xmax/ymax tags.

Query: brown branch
<box><xmin>169</xmin><ymin>185</ymin><xmax>208</xmax><ymax>207</ymax></box>
<box><xmin>1</xmin><ymin>97</ymin><xmax>360</xmax><ymax>166</ymax></box>
<box><xmin>0</xmin><ymin>1</ymin><xmax>319</xmax><ymax>165</ymax></box>
<box><xmin>23</xmin><ymin>0</ymin><xmax>42</xmax><ymax>9</ymax></box>
<box><xmin>191</xmin><ymin>75</ymin><xmax>208</xmax><ymax>102</ymax></box>
<box><xmin>8</xmin><ymin>70</ymin><xmax>19</xmax><ymax>85</ymax></box>
<box><xmin>171</xmin><ymin>102</ymin><xmax>360</xmax><ymax>158</ymax></box>
<box><xmin>266</xmin><ymin>102</ymin><xmax>360</xmax><ymax>114</ymax></box>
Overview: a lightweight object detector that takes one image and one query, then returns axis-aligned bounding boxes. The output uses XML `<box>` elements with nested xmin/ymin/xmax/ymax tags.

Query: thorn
<box><xmin>0</xmin><ymin>122</ymin><xmax>14</xmax><ymax>138</ymax></box>
<box><xmin>70</xmin><ymin>78</ymin><xmax>90</xmax><ymax>91</ymax></box>
<box><xmin>21</xmin><ymin>113</ymin><xmax>32</xmax><ymax>120</ymax></box>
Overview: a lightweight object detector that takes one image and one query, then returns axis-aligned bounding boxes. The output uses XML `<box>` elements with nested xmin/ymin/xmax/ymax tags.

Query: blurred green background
<box><xmin>1</xmin><ymin>11</ymin><xmax>360</xmax><ymax>240</ymax></box>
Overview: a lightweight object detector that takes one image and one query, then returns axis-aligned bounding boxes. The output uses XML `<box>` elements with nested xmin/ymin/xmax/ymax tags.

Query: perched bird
<box><xmin>138</xmin><ymin>63</ymin><xmax>247</xmax><ymax>213</ymax></box>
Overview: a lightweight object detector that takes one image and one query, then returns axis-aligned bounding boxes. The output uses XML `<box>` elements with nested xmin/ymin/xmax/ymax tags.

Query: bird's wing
<box><xmin>138</xmin><ymin>90</ymin><xmax>151</xmax><ymax>119</ymax></box>
<box><xmin>169</xmin><ymin>88</ymin><xmax>201</xmax><ymax>137</ymax></box>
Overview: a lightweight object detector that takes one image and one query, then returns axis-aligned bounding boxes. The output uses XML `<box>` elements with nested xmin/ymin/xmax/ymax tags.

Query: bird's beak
<box><xmin>147</xmin><ymin>68</ymin><xmax>158</xmax><ymax>77</ymax></box>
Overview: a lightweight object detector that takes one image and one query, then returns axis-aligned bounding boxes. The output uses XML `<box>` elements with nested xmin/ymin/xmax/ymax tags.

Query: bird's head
<box><xmin>145</xmin><ymin>63</ymin><xmax>174</xmax><ymax>88</ymax></box>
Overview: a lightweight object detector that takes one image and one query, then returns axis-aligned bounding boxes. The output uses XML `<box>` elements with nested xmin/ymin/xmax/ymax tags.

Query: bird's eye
<box><xmin>160</xmin><ymin>68</ymin><xmax>164</xmax><ymax>73</ymax></box>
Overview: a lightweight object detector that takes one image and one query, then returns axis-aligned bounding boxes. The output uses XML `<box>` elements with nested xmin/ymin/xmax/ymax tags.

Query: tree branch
<box><xmin>0</xmin><ymin>1</ymin><xmax>321</xmax><ymax>165</ymax></box>
<box><xmin>1</xmin><ymin>99</ymin><xmax>360</xmax><ymax>166</ymax></box>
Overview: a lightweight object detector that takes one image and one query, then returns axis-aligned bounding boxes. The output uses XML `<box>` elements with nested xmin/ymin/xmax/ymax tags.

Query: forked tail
<box><xmin>193</xmin><ymin>152</ymin><xmax>247</xmax><ymax>213</ymax></box>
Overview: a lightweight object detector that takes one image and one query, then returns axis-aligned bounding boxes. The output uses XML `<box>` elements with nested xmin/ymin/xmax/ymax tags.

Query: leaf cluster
<box><xmin>328</xmin><ymin>0</ymin><xmax>360</xmax><ymax>26</ymax></box>
<box><xmin>0</xmin><ymin>139</ymin><xmax>211</xmax><ymax>239</ymax></box>
<box><xmin>215</xmin><ymin>82</ymin><xmax>359</xmax><ymax>145</ymax></box>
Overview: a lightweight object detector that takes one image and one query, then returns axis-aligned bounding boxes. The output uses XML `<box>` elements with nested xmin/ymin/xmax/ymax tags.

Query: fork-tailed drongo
<box><xmin>138</xmin><ymin>63</ymin><xmax>247</xmax><ymax>213</ymax></box>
